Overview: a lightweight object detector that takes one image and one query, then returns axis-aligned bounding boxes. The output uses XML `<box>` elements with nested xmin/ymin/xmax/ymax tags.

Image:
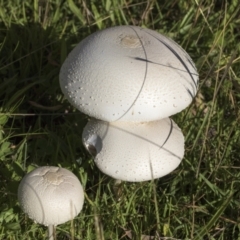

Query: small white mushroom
<box><xmin>18</xmin><ymin>166</ymin><xmax>84</xmax><ymax>239</ymax></box>
<box><xmin>60</xmin><ymin>25</ymin><xmax>198</xmax><ymax>122</ymax></box>
<box><xmin>82</xmin><ymin>118</ymin><xmax>184</xmax><ymax>182</ymax></box>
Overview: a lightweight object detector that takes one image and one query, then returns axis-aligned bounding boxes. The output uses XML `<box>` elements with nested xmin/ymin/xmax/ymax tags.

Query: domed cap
<box><xmin>18</xmin><ymin>166</ymin><xmax>84</xmax><ymax>226</ymax></box>
<box><xmin>82</xmin><ymin>118</ymin><xmax>184</xmax><ymax>182</ymax></box>
<box><xmin>60</xmin><ymin>25</ymin><xmax>199</xmax><ymax>122</ymax></box>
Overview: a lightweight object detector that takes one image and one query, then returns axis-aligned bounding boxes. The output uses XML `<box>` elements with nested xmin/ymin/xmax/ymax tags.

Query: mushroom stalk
<box><xmin>113</xmin><ymin>179</ymin><xmax>122</xmax><ymax>200</ymax></box>
<box><xmin>48</xmin><ymin>225</ymin><xmax>54</xmax><ymax>240</ymax></box>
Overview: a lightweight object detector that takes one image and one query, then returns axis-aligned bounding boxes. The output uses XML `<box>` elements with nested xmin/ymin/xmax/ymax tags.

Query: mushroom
<box><xmin>18</xmin><ymin>166</ymin><xmax>84</xmax><ymax>239</ymax></box>
<box><xmin>82</xmin><ymin>118</ymin><xmax>184</xmax><ymax>182</ymax></box>
<box><xmin>60</xmin><ymin>25</ymin><xmax>198</xmax><ymax>122</ymax></box>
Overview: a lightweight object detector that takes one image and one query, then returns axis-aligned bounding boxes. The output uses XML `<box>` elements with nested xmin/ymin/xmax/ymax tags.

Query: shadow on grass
<box><xmin>0</xmin><ymin>21</ymin><xmax>99</xmax><ymax>235</ymax></box>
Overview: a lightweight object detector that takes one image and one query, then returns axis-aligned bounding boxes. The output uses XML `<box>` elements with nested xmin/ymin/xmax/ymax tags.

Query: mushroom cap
<box><xmin>82</xmin><ymin>118</ymin><xmax>184</xmax><ymax>182</ymax></box>
<box><xmin>18</xmin><ymin>166</ymin><xmax>84</xmax><ymax>226</ymax></box>
<box><xmin>60</xmin><ymin>25</ymin><xmax>198</xmax><ymax>122</ymax></box>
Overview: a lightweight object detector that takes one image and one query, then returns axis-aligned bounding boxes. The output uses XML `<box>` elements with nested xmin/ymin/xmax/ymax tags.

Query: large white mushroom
<box><xmin>18</xmin><ymin>166</ymin><xmax>84</xmax><ymax>239</ymax></box>
<box><xmin>60</xmin><ymin>25</ymin><xmax>198</xmax><ymax>122</ymax></box>
<box><xmin>82</xmin><ymin>118</ymin><xmax>184</xmax><ymax>182</ymax></box>
<box><xmin>59</xmin><ymin>25</ymin><xmax>198</xmax><ymax>182</ymax></box>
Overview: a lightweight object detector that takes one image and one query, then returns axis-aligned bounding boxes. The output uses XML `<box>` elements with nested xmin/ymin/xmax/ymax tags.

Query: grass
<box><xmin>0</xmin><ymin>0</ymin><xmax>240</xmax><ymax>239</ymax></box>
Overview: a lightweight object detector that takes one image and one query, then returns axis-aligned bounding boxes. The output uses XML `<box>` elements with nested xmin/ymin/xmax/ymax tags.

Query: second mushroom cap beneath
<box><xmin>82</xmin><ymin>118</ymin><xmax>184</xmax><ymax>182</ymax></box>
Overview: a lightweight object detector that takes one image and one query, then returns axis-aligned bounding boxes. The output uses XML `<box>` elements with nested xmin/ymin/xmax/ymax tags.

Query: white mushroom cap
<box><xmin>82</xmin><ymin>118</ymin><xmax>184</xmax><ymax>182</ymax></box>
<box><xmin>60</xmin><ymin>25</ymin><xmax>198</xmax><ymax>122</ymax></box>
<box><xmin>18</xmin><ymin>166</ymin><xmax>84</xmax><ymax>226</ymax></box>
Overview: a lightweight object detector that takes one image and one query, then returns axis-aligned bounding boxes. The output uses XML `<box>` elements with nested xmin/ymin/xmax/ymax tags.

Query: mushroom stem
<box><xmin>113</xmin><ymin>179</ymin><xmax>122</xmax><ymax>201</ymax></box>
<box><xmin>114</xmin><ymin>179</ymin><xmax>122</xmax><ymax>185</ymax></box>
<box><xmin>48</xmin><ymin>225</ymin><xmax>55</xmax><ymax>240</ymax></box>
